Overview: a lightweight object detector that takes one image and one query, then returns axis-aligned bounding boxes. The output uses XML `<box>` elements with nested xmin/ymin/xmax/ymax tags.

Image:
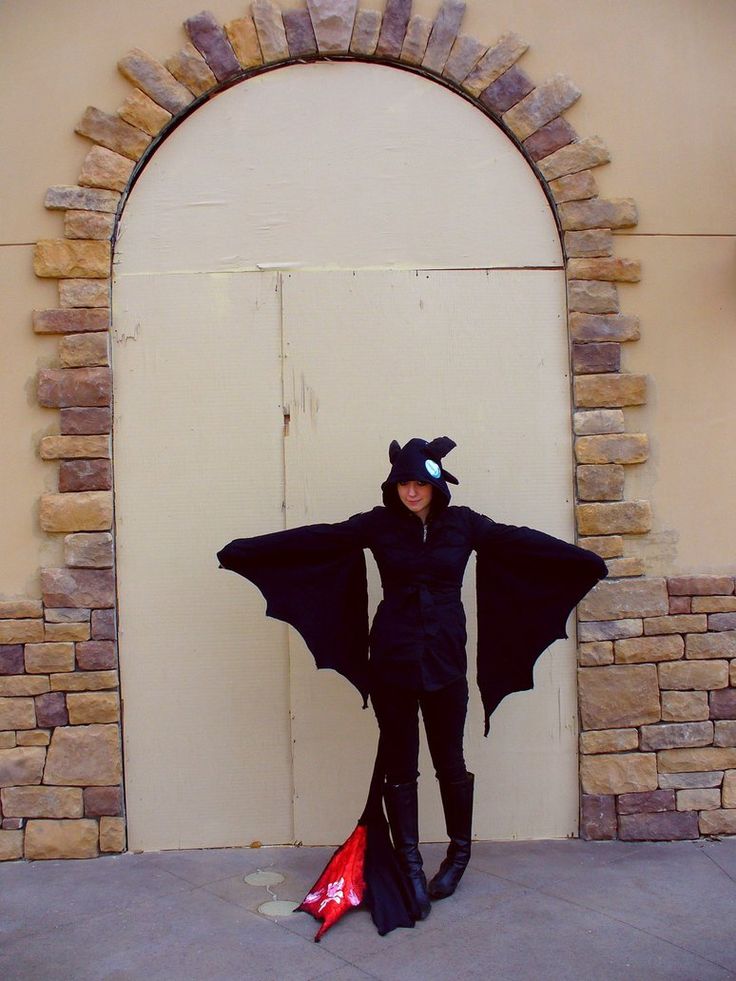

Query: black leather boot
<box><xmin>384</xmin><ymin>780</ymin><xmax>431</xmax><ymax>920</ymax></box>
<box><xmin>428</xmin><ymin>771</ymin><xmax>474</xmax><ymax>900</ymax></box>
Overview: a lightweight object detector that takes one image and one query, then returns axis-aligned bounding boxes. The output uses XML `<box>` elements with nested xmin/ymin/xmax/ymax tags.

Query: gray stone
<box><xmin>306</xmin><ymin>0</ymin><xmax>357</xmax><ymax>54</ymax></box>
<box><xmin>568</xmin><ymin>280</ymin><xmax>618</xmax><ymax>315</ymax></box>
<box><xmin>569</xmin><ymin>313</ymin><xmax>641</xmax><ymax>344</ymax></box>
<box><xmin>283</xmin><ymin>9</ymin><xmax>317</xmax><ymax>57</ymax></box>
<box><xmin>400</xmin><ymin>16</ymin><xmax>432</xmax><ymax>65</ymax></box>
<box><xmin>578</xmin><ymin>619</ymin><xmax>643</xmax><ymax>642</ymax></box>
<box><xmin>422</xmin><ymin>0</ymin><xmax>465</xmax><ymax>74</ymax></box>
<box><xmin>564</xmin><ymin>229</ymin><xmax>614</xmax><ymax>258</ymax></box>
<box><xmin>184</xmin><ymin>11</ymin><xmax>240</xmax><ymax>81</ymax></box>
<box><xmin>480</xmin><ymin>66</ymin><xmax>534</xmax><ymax>115</ymax></box>
<box><xmin>443</xmin><ymin>35</ymin><xmax>486</xmax><ymax>84</ymax></box>
<box><xmin>463</xmin><ymin>32</ymin><xmax>528</xmax><ymax>97</ymax></box>
<box><xmin>503</xmin><ymin>74</ymin><xmax>581</xmax><ymax>141</ymax></box>
<box><xmin>375</xmin><ymin>0</ymin><xmax>411</xmax><ymax>59</ymax></box>
<box><xmin>658</xmin><ymin>770</ymin><xmax>723</xmax><ymax>790</ymax></box>
<box><xmin>708</xmin><ymin>613</ymin><xmax>736</xmax><ymax>632</ymax></box>
<box><xmin>573</xmin><ymin>410</ymin><xmax>625</xmax><ymax>436</ymax></box>
<box><xmin>251</xmin><ymin>0</ymin><xmax>289</xmax><ymax>62</ymax></box>
<box><xmin>560</xmin><ymin>198</ymin><xmax>639</xmax><ymax>231</ymax></box>
<box><xmin>44</xmin><ymin>185</ymin><xmax>120</xmax><ymax>213</ymax></box>
<box><xmin>45</xmin><ymin>609</ymin><xmax>90</xmax><ymax>623</ymax></box>
<box><xmin>349</xmin><ymin>9</ymin><xmax>381</xmax><ymax>56</ymax></box>
<box><xmin>639</xmin><ymin>721</ymin><xmax>714</xmax><ymax>751</ymax></box>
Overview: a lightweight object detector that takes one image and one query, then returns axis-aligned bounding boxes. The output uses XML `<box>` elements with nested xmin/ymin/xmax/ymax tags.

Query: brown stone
<box><xmin>0</xmin><ymin>600</ymin><xmax>43</xmax><ymax>619</ymax></box>
<box><xmin>76</xmin><ymin>107</ymin><xmax>151</xmax><ymax>161</ymax></box>
<box><xmin>578</xmin><ymin>641</ymin><xmax>614</xmax><ymax>666</ymax></box>
<box><xmin>692</xmin><ymin>596</ymin><xmax>736</xmax><ymax>613</ymax></box>
<box><xmin>44</xmin><ymin>724</ymin><xmax>121</xmax><ymax>786</ymax></box>
<box><xmin>580</xmin><ymin>752</ymin><xmax>658</xmax><ymax>795</ymax></box>
<box><xmin>399</xmin><ymin>15</ymin><xmax>432</xmax><ymax>65</ymax></box>
<box><xmin>84</xmin><ymin>785</ymin><xmax>123</xmax><ymax>817</ymax></box>
<box><xmin>91</xmin><ymin>610</ymin><xmax>116</xmax><ymax>641</ymax></box>
<box><xmin>59</xmin><ymin>460</ymin><xmax>112</xmax><ymax>492</ymax></box>
<box><xmin>605</xmin><ymin>558</ymin><xmax>646</xmax><ymax>579</ymax></box>
<box><xmin>165</xmin><ymin>43</ymin><xmax>217</xmax><ymax>97</ymax></box>
<box><xmin>564</xmin><ymin>229</ymin><xmax>614</xmax><ymax>258</ymax></box>
<box><xmin>0</xmin><ymin>732</ymin><xmax>16</xmax><ymax>748</ymax></box>
<box><xmin>78</xmin><ymin>146</ymin><xmax>134</xmax><ymax>193</ymax></box>
<box><xmin>33</xmin><ymin>308</ymin><xmax>109</xmax><ymax>334</ymax></box>
<box><xmin>575</xmin><ymin>434</ymin><xmax>648</xmax><ymax>466</ymax></box>
<box><xmin>549</xmin><ymin>170</ymin><xmax>598</xmax><ymax>204</ymax></box>
<box><xmin>306</xmin><ymin>0</ymin><xmax>357</xmax><ymax>54</ymax></box>
<box><xmin>1</xmin><ymin>786</ymin><xmax>83</xmax><ymax>818</ymax></box>
<box><xmin>349</xmin><ymin>9</ymin><xmax>382</xmax><ymax>56</ymax></box>
<box><xmin>523</xmin><ymin>117</ymin><xmax>577</xmax><ymax>162</ymax></box>
<box><xmin>184</xmin><ymin>10</ymin><xmax>240</xmax><ymax>81</ymax></box>
<box><xmin>421</xmin><ymin>0</ymin><xmax>465</xmax><ymax>73</ymax></box>
<box><xmin>572</xmin><ymin>343</ymin><xmax>621</xmax><ymax>375</ymax></box>
<box><xmin>39</xmin><ymin>492</ymin><xmax>113</xmax><ymax>534</ymax></box>
<box><xmin>463</xmin><ymin>32</ymin><xmax>528</xmax><ymax>97</ymax></box>
<box><xmin>375</xmin><ymin>0</ymin><xmax>412</xmax><ymax>58</ymax></box>
<box><xmin>0</xmin><ymin>676</ymin><xmax>49</xmax><ymax>696</ymax></box>
<box><xmin>25</xmin><ymin>818</ymin><xmax>98</xmax><ymax>859</ymax></box>
<box><xmin>63</xmin><ymin>210</ymin><xmax>115</xmax><ymax>241</ymax></box>
<box><xmin>34</xmin><ymin>240</ymin><xmax>110</xmax><ymax>279</ymax></box>
<box><xmin>60</xmin><ymin>409</ymin><xmax>112</xmax><ymax>437</ymax></box>
<box><xmin>576</xmin><ymin>501</ymin><xmax>652</xmax><ymax>537</ymax></box>
<box><xmin>659</xmin><ymin>660</ymin><xmax>728</xmax><ymax>691</ymax></box>
<box><xmin>45</xmin><ymin>609</ymin><xmax>90</xmax><ymax>623</ymax></box>
<box><xmin>668</xmin><ymin>575</ymin><xmax>734</xmax><ymax>596</ymax></box>
<box><xmin>678</xmin><ymin>788</ymin><xmax>720</xmax><ymax>810</ymax></box>
<box><xmin>0</xmin><ymin>697</ymin><xmax>36</xmax><ymax>731</ymax></box>
<box><xmin>443</xmin><ymin>35</ymin><xmax>487</xmax><ymax>84</ymax></box>
<box><xmin>617</xmin><ymin>789</ymin><xmax>675</xmax><ymax>814</ymax></box>
<box><xmin>573</xmin><ymin>410</ymin><xmax>625</xmax><ymax>437</ymax></box>
<box><xmin>283</xmin><ymin>9</ymin><xmax>318</xmax><ymax>57</ymax></box>
<box><xmin>0</xmin><ymin>620</ymin><xmax>44</xmax><ymax>644</ymax></box>
<box><xmin>644</xmin><ymin>614</ymin><xmax>708</xmax><ymax>636</ymax></box>
<box><xmin>67</xmin><ymin>692</ymin><xmax>119</xmax><ymax>725</ymax></box>
<box><xmin>578</xmin><ymin>619</ymin><xmax>642</xmax><ymax>642</ymax></box>
<box><xmin>658</xmin><ymin>747</ymin><xmax>736</xmax><ymax>774</ymax></box>
<box><xmin>503</xmin><ymin>74</ymin><xmax>581</xmax><ymax>141</ymax></box>
<box><xmin>714</xmin><ymin>721</ymin><xmax>736</xmax><ymax>747</ymax></box>
<box><xmin>661</xmin><ymin>691</ymin><xmax>709</xmax><ymax>723</ymax></box>
<box><xmin>710</xmin><ymin>689</ymin><xmax>736</xmax><ymax>720</ymax></box>
<box><xmin>560</xmin><ymin>198</ymin><xmax>638</xmax><ymax>231</ymax></box>
<box><xmin>50</xmin><ymin>671</ymin><xmax>118</xmax><ymax>693</ymax></box>
<box><xmin>576</xmin><ymin>464</ymin><xmax>624</xmax><ymax>502</ymax></box>
<box><xmin>117</xmin><ymin>88</ymin><xmax>172</xmax><ymax>137</ymax></box>
<box><xmin>0</xmin><ymin>830</ymin><xmax>24</xmax><ymax>860</ymax></box>
<box><xmin>669</xmin><ymin>596</ymin><xmax>692</xmax><ymax>614</ymax></box>
<box><xmin>567</xmin><ymin>257</ymin><xmax>641</xmax><ymax>283</ymax></box>
<box><xmin>44</xmin><ymin>186</ymin><xmax>120</xmax><ymax>214</ymax></box>
<box><xmin>59</xmin><ymin>333</ymin><xmax>109</xmax><ymax>369</ymax></box>
<box><xmin>0</xmin><ymin>747</ymin><xmax>46</xmax><ymax>787</ymax></box>
<box><xmin>659</xmin><ymin>770</ymin><xmax>723</xmax><ymax>790</ymax></box>
<box><xmin>100</xmin><ymin>815</ymin><xmax>126</xmax><ymax>853</ymax></box>
<box><xmin>686</xmin><ymin>632</ymin><xmax>736</xmax><ymax>660</ymax></box>
<box><xmin>618</xmin><ymin>811</ymin><xmax>698</xmax><ymax>841</ymax></box>
<box><xmin>251</xmin><ymin>0</ymin><xmax>289</xmax><ymax>63</ymax></box>
<box><xmin>58</xmin><ymin>279</ymin><xmax>109</xmax><ymax>309</ymax></box>
<box><xmin>17</xmin><ymin>729</ymin><xmax>51</xmax><ymax>747</ymax></box>
<box><xmin>44</xmin><ymin>622</ymin><xmax>90</xmax><ymax>642</ymax></box>
<box><xmin>579</xmin><ymin>794</ymin><xmax>617</xmax><ymax>840</ymax></box>
<box><xmin>480</xmin><ymin>65</ymin><xmax>534</xmax><ymax>114</ymax></box>
<box><xmin>699</xmin><ymin>809</ymin><xmax>736</xmax><ymax>835</ymax></box>
<box><xmin>118</xmin><ymin>49</ymin><xmax>193</xmax><ymax>114</ymax></box>
<box><xmin>580</xmin><ymin>728</ymin><xmax>637</xmax><ymax>754</ymax></box>
<box><xmin>34</xmin><ymin>692</ymin><xmax>68</xmax><ymax>728</ymax></box>
<box><xmin>25</xmin><ymin>643</ymin><xmax>75</xmax><ymax>674</ymax></box>
<box><xmin>578</xmin><ymin>536</ymin><xmax>624</xmax><ymax>559</ymax></box>
<box><xmin>64</xmin><ymin>532</ymin><xmax>113</xmax><ymax>569</ymax></box>
<box><xmin>580</xmin><ymin>579</ymin><xmax>668</xmax><ymax>623</ymax></box>
<box><xmin>640</xmin><ymin>721</ymin><xmax>713</xmax><ymax>751</ymax></box>
<box><xmin>615</xmin><ymin>634</ymin><xmax>683</xmax><ymax>665</ymax></box>
<box><xmin>41</xmin><ymin>568</ymin><xmax>115</xmax><ymax>609</ymax></box>
<box><xmin>723</xmin><ymin>771</ymin><xmax>736</xmax><ymax>807</ymax></box>
<box><xmin>40</xmin><ymin>436</ymin><xmax>110</xmax><ymax>460</ymax></box>
<box><xmin>75</xmin><ymin>642</ymin><xmax>117</xmax><ymax>671</ymax></box>
<box><xmin>537</xmin><ymin>136</ymin><xmax>610</xmax><ymax>181</ymax></box>
<box><xmin>0</xmin><ymin>646</ymin><xmax>24</xmax><ymax>675</ymax></box>
<box><xmin>578</xmin><ymin>664</ymin><xmax>660</xmax><ymax>730</ymax></box>
<box><xmin>568</xmin><ymin>280</ymin><xmax>618</xmax><ymax>315</ymax></box>
<box><xmin>574</xmin><ymin>374</ymin><xmax>647</xmax><ymax>409</ymax></box>
<box><xmin>225</xmin><ymin>16</ymin><xmax>264</xmax><ymax>67</ymax></box>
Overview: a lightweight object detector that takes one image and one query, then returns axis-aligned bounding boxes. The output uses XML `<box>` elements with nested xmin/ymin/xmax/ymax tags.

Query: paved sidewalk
<box><xmin>1</xmin><ymin>837</ymin><xmax>735</xmax><ymax>980</ymax></box>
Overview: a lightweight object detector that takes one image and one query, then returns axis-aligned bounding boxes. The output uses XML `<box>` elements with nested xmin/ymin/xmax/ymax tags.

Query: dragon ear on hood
<box><xmin>425</xmin><ymin>436</ymin><xmax>456</xmax><ymax>462</ymax></box>
<box><xmin>388</xmin><ymin>440</ymin><xmax>401</xmax><ymax>463</ymax></box>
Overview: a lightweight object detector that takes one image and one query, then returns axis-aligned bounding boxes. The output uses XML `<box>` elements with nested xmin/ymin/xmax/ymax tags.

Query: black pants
<box><xmin>371</xmin><ymin>676</ymin><xmax>469</xmax><ymax>785</ymax></box>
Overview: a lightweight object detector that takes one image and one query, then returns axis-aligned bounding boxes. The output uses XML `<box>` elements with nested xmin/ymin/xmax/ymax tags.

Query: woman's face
<box><xmin>397</xmin><ymin>480</ymin><xmax>433</xmax><ymax>522</ymax></box>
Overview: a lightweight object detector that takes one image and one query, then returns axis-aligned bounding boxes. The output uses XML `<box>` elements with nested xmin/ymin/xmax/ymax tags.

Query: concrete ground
<box><xmin>1</xmin><ymin>837</ymin><xmax>735</xmax><ymax>981</ymax></box>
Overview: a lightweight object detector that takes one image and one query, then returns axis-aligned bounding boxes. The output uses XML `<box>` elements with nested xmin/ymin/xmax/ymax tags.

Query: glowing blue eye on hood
<box><xmin>425</xmin><ymin>460</ymin><xmax>441</xmax><ymax>478</ymax></box>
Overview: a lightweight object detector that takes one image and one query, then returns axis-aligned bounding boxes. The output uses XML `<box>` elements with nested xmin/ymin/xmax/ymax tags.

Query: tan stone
<box><xmin>0</xmin><ymin>747</ymin><xmax>46</xmax><ymax>787</ymax></box>
<box><xmin>400</xmin><ymin>15</ymin><xmax>432</xmax><ymax>65</ymax></box>
<box><xmin>560</xmin><ymin>198</ymin><xmax>638</xmax><ymax>231</ymax></box>
<box><xmin>668</xmin><ymin>575</ymin><xmax>734</xmax><ymax>595</ymax></box>
<box><xmin>658</xmin><ymin>660</ymin><xmax>729</xmax><ymax>691</ymax></box>
<box><xmin>576</xmin><ymin>464</ymin><xmax>624</xmax><ymax>502</ymax></box>
<box><xmin>44</xmin><ymin>621</ymin><xmax>90</xmax><ymax>643</ymax></box>
<box><xmin>78</xmin><ymin>146</ymin><xmax>134</xmax><ymax>193</ymax></box>
<box><xmin>686</xmin><ymin>632</ymin><xmax>736</xmax><ymax>659</ymax></box>
<box><xmin>578</xmin><ymin>619</ymin><xmax>643</xmax><ymax>642</ymax></box>
<box><xmin>578</xmin><ymin>664</ymin><xmax>660</xmax><ymax>729</ymax></box>
<box><xmin>580</xmin><ymin>579</ymin><xmax>668</xmax><ymax>623</ymax></box>
<box><xmin>43</xmin><ymin>724</ymin><xmax>121</xmax><ymax>786</ymax></box>
<box><xmin>576</xmin><ymin>501</ymin><xmax>652</xmax><ymax>537</ymax></box>
<box><xmin>76</xmin><ymin>107</ymin><xmax>150</xmax><ymax>161</ymax></box>
<box><xmin>349</xmin><ymin>9</ymin><xmax>382</xmax><ymax>55</ymax></box>
<box><xmin>67</xmin><ymin>692</ymin><xmax>120</xmax><ymax>725</ymax></box>
<box><xmin>64</xmin><ymin>533</ymin><xmax>114</xmax><ymax>570</ymax></box>
<box><xmin>537</xmin><ymin>136</ymin><xmax>611</xmax><ymax>181</ymax></box>
<box><xmin>731</xmin><ymin>661</ymin><xmax>736</xmax><ymax>685</ymax></box>
<box><xmin>50</xmin><ymin>671</ymin><xmax>118</xmax><ymax>692</ymax></box>
<box><xmin>420</xmin><ymin>0</ymin><xmax>465</xmax><ymax>73</ymax></box>
<box><xmin>503</xmin><ymin>74</ymin><xmax>581</xmax><ymax>141</ymax></box>
<box><xmin>575</xmin><ymin>434</ymin><xmax>648</xmax><ymax>465</ymax></box>
<box><xmin>699</xmin><ymin>810</ymin><xmax>736</xmax><ymax>835</ymax></box>
<box><xmin>580</xmin><ymin>728</ymin><xmax>638</xmax><ymax>754</ymax></box>
<box><xmin>463</xmin><ymin>32</ymin><xmax>528</xmax><ymax>96</ymax></box>
<box><xmin>549</xmin><ymin>170</ymin><xmax>598</xmax><ymax>204</ymax></box>
<box><xmin>692</xmin><ymin>596</ymin><xmax>736</xmax><ymax>613</ymax></box>
<box><xmin>0</xmin><ymin>620</ymin><xmax>44</xmax><ymax>644</ymax></box>
<box><xmin>34</xmin><ymin>240</ymin><xmax>110</xmax><ymax>279</ymax></box>
<box><xmin>58</xmin><ymin>280</ymin><xmax>109</xmax><ymax>309</ymax></box>
<box><xmin>59</xmin><ymin>332</ymin><xmax>109</xmax><ymax>370</ymax></box>
<box><xmin>677</xmin><ymin>788</ymin><xmax>721</xmax><ymax>811</ymax></box>
<box><xmin>306</xmin><ymin>0</ymin><xmax>358</xmax><ymax>54</ymax></box>
<box><xmin>0</xmin><ymin>733</ymin><xmax>16</xmax><ymax>749</ymax></box>
<box><xmin>0</xmin><ymin>600</ymin><xmax>43</xmax><ymax>619</ymax></box>
<box><xmin>723</xmin><ymin>771</ymin><xmax>736</xmax><ymax>807</ymax></box>
<box><xmin>39</xmin><ymin>492</ymin><xmax>113</xmax><ymax>533</ymax></box>
<box><xmin>25</xmin><ymin>819</ymin><xmax>98</xmax><ymax>859</ymax></box>
<box><xmin>17</xmin><ymin>730</ymin><xmax>51</xmax><ymax>747</ymax></box>
<box><xmin>573</xmin><ymin>410</ymin><xmax>625</xmax><ymax>437</ymax></box>
<box><xmin>605</xmin><ymin>558</ymin><xmax>645</xmax><ymax>579</ymax></box>
<box><xmin>1</xmin><ymin>786</ymin><xmax>83</xmax><ymax>818</ymax></box>
<box><xmin>580</xmin><ymin>752</ymin><xmax>658</xmax><ymax>795</ymax></box>
<box><xmin>578</xmin><ymin>641</ymin><xmax>613</xmax><ymax>666</ymax></box>
<box><xmin>117</xmin><ymin>48</ymin><xmax>193</xmax><ymax>115</ymax></box>
<box><xmin>100</xmin><ymin>815</ymin><xmax>126</xmax><ymax>853</ymax></box>
<box><xmin>443</xmin><ymin>34</ymin><xmax>486</xmax><ymax>83</ymax></box>
<box><xmin>569</xmin><ymin>313</ymin><xmax>641</xmax><ymax>344</ymax></box>
<box><xmin>25</xmin><ymin>643</ymin><xmax>75</xmax><ymax>674</ymax></box>
<box><xmin>578</xmin><ymin>536</ymin><xmax>624</xmax><ymax>559</ymax></box>
<box><xmin>564</xmin><ymin>229</ymin><xmax>614</xmax><ymax>258</ymax></box>
<box><xmin>0</xmin><ymin>676</ymin><xmax>49</xmax><ymax>696</ymax></box>
<box><xmin>165</xmin><ymin>43</ymin><xmax>217</xmax><ymax>97</ymax></box>
<box><xmin>251</xmin><ymin>1</ymin><xmax>289</xmax><ymax>63</ymax></box>
<box><xmin>567</xmin><ymin>258</ymin><xmax>641</xmax><ymax>283</ymax></box>
<box><xmin>643</xmin><ymin>615</ymin><xmax>708</xmax><ymax>636</ymax></box>
<box><xmin>225</xmin><ymin>16</ymin><xmax>263</xmax><ymax>66</ymax></box>
<box><xmin>568</xmin><ymin>281</ymin><xmax>618</xmax><ymax>315</ymax></box>
<box><xmin>117</xmin><ymin>88</ymin><xmax>172</xmax><ymax>137</ymax></box>
<box><xmin>40</xmin><ymin>436</ymin><xmax>110</xmax><ymax>462</ymax></box>
<box><xmin>0</xmin><ymin>830</ymin><xmax>24</xmax><ymax>861</ymax></box>
<box><xmin>0</xmin><ymin>697</ymin><xmax>36</xmax><ymax>731</ymax></box>
<box><xmin>41</xmin><ymin>568</ymin><xmax>115</xmax><ymax>609</ymax></box>
<box><xmin>615</xmin><ymin>635</ymin><xmax>683</xmax><ymax>664</ymax></box>
<box><xmin>44</xmin><ymin>185</ymin><xmax>120</xmax><ymax>213</ymax></box>
<box><xmin>661</xmin><ymin>691</ymin><xmax>710</xmax><ymax>722</ymax></box>
<box><xmin>63</xmin><ymin>210</ymin><xmax>115</xmax><ymax>241</ymax></box>
<box><xmin>714</xmin><ymin>722</ymin><xmax>736</xmax><ymax>748</ymax></box>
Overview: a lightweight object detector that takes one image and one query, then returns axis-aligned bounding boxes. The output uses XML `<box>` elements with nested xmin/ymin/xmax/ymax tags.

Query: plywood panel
<box><xmin>113</xmin><ymin>269</ymin><xmax>293</xmax><ymax>849</ymax></box>
<box><xmin>283</xmin><ymin>268</ymin><xmax>577</xmax><ymax>843</ymax></box>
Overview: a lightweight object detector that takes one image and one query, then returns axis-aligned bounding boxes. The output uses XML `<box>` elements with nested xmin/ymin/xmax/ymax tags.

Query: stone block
<box><xmin>659</xmin><ymin>660</ymin><xmax>728</xmax><ymax>691</ymax></box>
<box><xmin>661</xmin><ymin>691</ymin><xmax>709</xmax><ymax>722</ymax></box>
<box><xmin>421</xmin><ymin>0</ymin><xmax>465</xmax><ymax>74</ymax></box>
<box><xmin>25</xmin><ymin>643</ymin><xmax>75</xmax><ymax>674</ymax></box>
<box><xmin>50</xmin><ymin>671</ymin><xmax>118</xmax><ymax>692</ymax></box>
<box><xmin>615</xmin><ymin>635</ymin><xmax>683</xmax><ymax>665</ymax></box>
<box><xmin>699</xmin><ymin>810</ymin><xmax>736</xmax><ymax>835</ymax></box>
<box><xmin>644</xmin><ymin>614</ymin><xmax>707</xmax><ymax>636</ymax></box>
<box><xmin>576</xmin><ymin>464</ymin><xmax>624</xmax><ymax>502</ymax></box>
<box><xmin>616</xmin><ymin>789</ymin><xmax>674</xmax><ymax>815</ymax></box>
<box><xmin>84</xmin><ymin>785</ymin><xmax>123</xmax><ymax>817</ymax></box>
<box><xmin>0</xmin><ymin>620</ymin><xmax>44</xmax><ymax>644</ymax></box>
<box><xmin>44</xmin><ymin>186</ymin><xmax>120</xmax><ymax>214</ymax></box>
<box><xmin>374</xmin><ymin>0</ymin><xmax>411</xmax><ymax>58</ymax></box>
<box><xmin>41</xmin><ymin>568</ymin><xmax>115</xmax><ymax>609</ymax></box>
<box><xmin>536</xmin><ymin>136</ymin><xmax>610</xmax><ymax>181</ymax></box>
<box><xmin>117</xmin><ymin>48</ymin><xmax>193</xmax><ymax>114</ymax></box>
<box><xmin>33</xmin><ymin>308</ymin><xmax>109</xmax><ymax>334</ymax></box>
<box><xmin>64</xmin><ymin>532</ymin><xmax>114</xmax><ymax>569</ymax></box>
<box><xmin>251</xmin><ymin>0</ymin><xmax>289</xmax><ymax>63</ymax></box>
<box><xmin>350</xmin><ymin>9</ymin><xmax>381</xmax><ymax>55</ymax></box>
<box><xmin>567</xmin><ymin>258</ymin><xmax>641</xmax><ymax>283</ymax></box>
<box><xmin>46</xmin><ymin>606</ymin><xmax>90</xmax><ymax>622</ymax></box>
<box><xmin>580</xmin><ymin>794</ymin><xmax>617</xmax><ymax>840</ymax></box>
<box><xmin>659</xmin><ymin>771</ymin><xmax>723</xmax><ymax>790</ymax></box>
<box><xmin>523</xmin><ymin>117</ymin><xmax>577</xmax><ymax>162</ymax></box>
<box><xmin>549</xmin><ymin>170</ymin><xmax>598</xmax><ymax>204</ymax></box>
<box><xmin>580</xmin><ymin>728</ymin><xmax>637</xmax><ymax>754</ymax></box>
<box><xmin>0</xmin><ymin>697</ymin><xmax>36</xmax><ymax>731</ymax></box>
<box><xmin>462</xmin><ymin>32</ymin><xmax>527</xmax><ymax>96</ymax></box>
<box><xmin>0</xmin><ymin>732</ymin><xmax>16</xmax><ymax>748</ymax></box>
<box><xmin>75</xmin><ymin>642</ymin><xmax>117</xmax><ymax>671</ymax></box>
<box><xmin>709</xmin><ymin>613</ymin><xmax>736</xmax><ymax>632</ymax></box>
<box><xmin>17</xmin><ymin>730</ymin><xmax>51</xmax><ymax>747</ymax></box>
<box><xmin>606</xmin><ymin>558</ymin><xmax>646</xmax><ymax>579</ymax></box>
<box><xmin>0</xmin><ymin>646</ymin><xmax>24</xmax><ymax>675</ymax></box>
<box><xmin>568</xmin><ymin>280</ymin><xmax>618</xmax><ymax>315</ymax></box>
<box><xmin>564</xmin><ymin>229</ymin><xmax>614</xmax><ymax>258</ymax></box>
<box><xmin>59</xmin><ymin>460</ymin><xmax>113</xmax><ymax>492</ymax></box>
<box><xmin>45</xmin><ymin>621</ymin><xmax>90</xmax><ymax>643</ymax></box>
<box><xmin>578</xmin><ymin>536</ymin><xmax>624</xmax><ymax>559</ymax></box>
<box><xmin>723</xmin><ymin>771</ymin><xmax>736</xmax><ymax>807</ymax></box>
<box><xmin>40</xmin><ymin>436</ymin><xmax>110</xmax><ymax>460</ymax></box>
<box><xmin>560</xmin><ymin>198</ymin><xmax>638</xmax><ymax>231</ymax></box>
<box><xmin>578</xmin><ymin>664</ymin><xmax>660</xmax><ymax>729</ymax></box>
<box><xmin>283</xmin><ymin>9</ymin><xmax>318</xmax><ymax>57</ymax></box>
<box><xmin>576</xmin><ymin>501</ymin><xmax>652</xmax><ymax>537</ymax></box>
<box><xmin>100</xmin><ymin>815</ymin><xmax>126</xmax><ymax>853</ymax></box>
<box><xmin>668</xmin><ymin>575</ymin><xmax>734</xmax><ymax>596</ymax></box>
<box><xmin>399</xmin><ymin>15</ymin><xmax>432</xmax><ymax>65</ymax></box>
<box><xmin>578</xmin><ymin>641</ymin><xmax>613</xmax><ymax>666</ymax></box>
<box><xmin>686</xmin><ymin>632</ymin><xmax>736</xmax><ymax>660</ymax></box>
<box><xmin>67</xmin><ymin>692</ymin><xmax>119</xmax><ymax>725</ymax></box>
<box><xmin>25</xmin><ymin>818</ymin><xmax>98</xmax><ymax>859</ymax></box>
<box><xmin>76</xmin><ymin>107</ymin><xmax>151</xmax><ymax>161</ymax></box>
<box><xmin>658</xmin><ymin>747</ymin><xmax>736</xmax><ymax>773</ymax></box>
<box><xmin>443</xmin><ymin>34</ymin><xmax>486</xmax><ymax>83</ymax></box>
<box><xmin>39</xmin><ymin>492</ymin><xmax>113</xmax><ymax>534</ymax></box>
<box><xmin>64</xmin><ymin>210</ymin><xmax>115</xmax><ymax>241</ymax></box>
<box><xmin>2</xmin><ymin>819</ymin><xmax>23</xmax><ymax>830</ymax></box>
<box><xmin>79</xmin><ymin>146</ymin><xmax>134</xmax><ymax>193</ymax></box>
<box><xmin>306</xmin><ymin>0</ymin><xmax>357</xmax><ymax>54</ymax></box>
<box><xmin>640</xmin><ymin>721</ymin><xmax>713</xmax><ymax>751</ymax></box>
<box><xmin>43</xmin><ymin>724</ymin><xmax>121</xmax><ymax>786</ymax></box>
<box><xmin>578</xmin><ymin>619</ymin><xmax>642</xmax><ymax>642</ymax></box>
<box><xmin>503</xmin><ymin>74</ymin><xmax>581</xmax><ymax>141</ymax></box>
<box><xmin>580</xmin><ymin>752</ymin><xmax>657</xmax><ymax>795</ymax></box>
<box><xmin>59</xmin><ymin>333</ymin><xmax>109</xmax><ymax>368</ymax></box>
<box><xmin>184</xmin><ymin>10</ymin><xmax>240</xmax><ymax>81</ymax></box>
<box><xmin>91</xmin><ymin>610</ymin><xmax>116</xmax><ymax>641</ymax></box>
<box><xmin>0</xmin><ymin>747</ymin><xmax>46</xmax><ymax>787</ymax></box>
<box><xmin>573</xmin><ymin>410</ymin><xmax>625</xmax><ymax>436</ymax></box>
<box><xmin>575</xmin><ymin>434</ymin><xmax>648</xmax><ymax>466</ymax></box>
<box><xmin>574</xmin><ymin>374</ymin><xmax>647</xmax><ymax>409</ymax></box>
<box><xmin>0</xmin><ymin>830</ymin><xmax>24</xmax><ymax>861</ymax></box>
<box><xmin>572</xmin><ymin>343</ymin><xmax>621</xmax><ymax>375</ymax></box>
<box><xmin>58</xmin><ymin>280</ymin><xmax>109</xmax><ymax>309</ymax></box>
<box><xmin>117</xmin><ymin>88</ymin><xmax>172</xmax><ymax>137</ymax></box>
<box><xmin>34</xmin><ymin>240</ymin><xmax>110</xmax><ymax>279</ymax></box>
<box><xmin>714</xmin><ymin>721</ymin><xmax>736</xmax><ymax>747</ymax></box>
<box><xmin>35</xmin><ymin>692</ymin><xmax>68</xmax><ymax>728</ymax></box>
<box><xmin>225</xmin><ymin>16</ymin><xmax>264</xmax><ymax>67</ymax></box>
<box><xmin>669</xmin><ymin>597</ymin><xmax>692</xmax><ymax>614</ymax></box>
<box><xmin>692</xmin><ymin>596</ymin><xmax>736</xmax><ymax>613</ymax></box>
<box><xmin>165</xmin><ymin>43</ymin><xmax>217</xmax><ymax>96</ymax></box>
<box><xmin>0</xmin><ymin>676</ymin><xmax>49</xmax><ymax>696</ymax></box>
<box><xmin>60</xmin><ymin>408</ymin><xmax>112</xmax><ymax>436</ymax></box>
<box><xmin>618</xmin><ymin>811</ymin><xmax>698</xmax><ymax>841</ymax></box>
<box><xmin>480</xmin><ymin>64</ymin><xmax>534</xmax><ymax>115</ymax></box>
<box><xmin>0</xmin><ymin>600</ymin><xmax>43</xmax><ymax>619</ymax></box>
<box><xmin>1</xmin><ymin>786</ymin><xmax>83</xmax><ymax>819</ymax></box>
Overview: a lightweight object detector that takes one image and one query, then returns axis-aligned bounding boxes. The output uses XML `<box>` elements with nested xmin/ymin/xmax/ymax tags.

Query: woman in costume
<box><xmin>217</xmin><ymin>436</ymin><xmax>607</xmax><ymax>938</ymax></box>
